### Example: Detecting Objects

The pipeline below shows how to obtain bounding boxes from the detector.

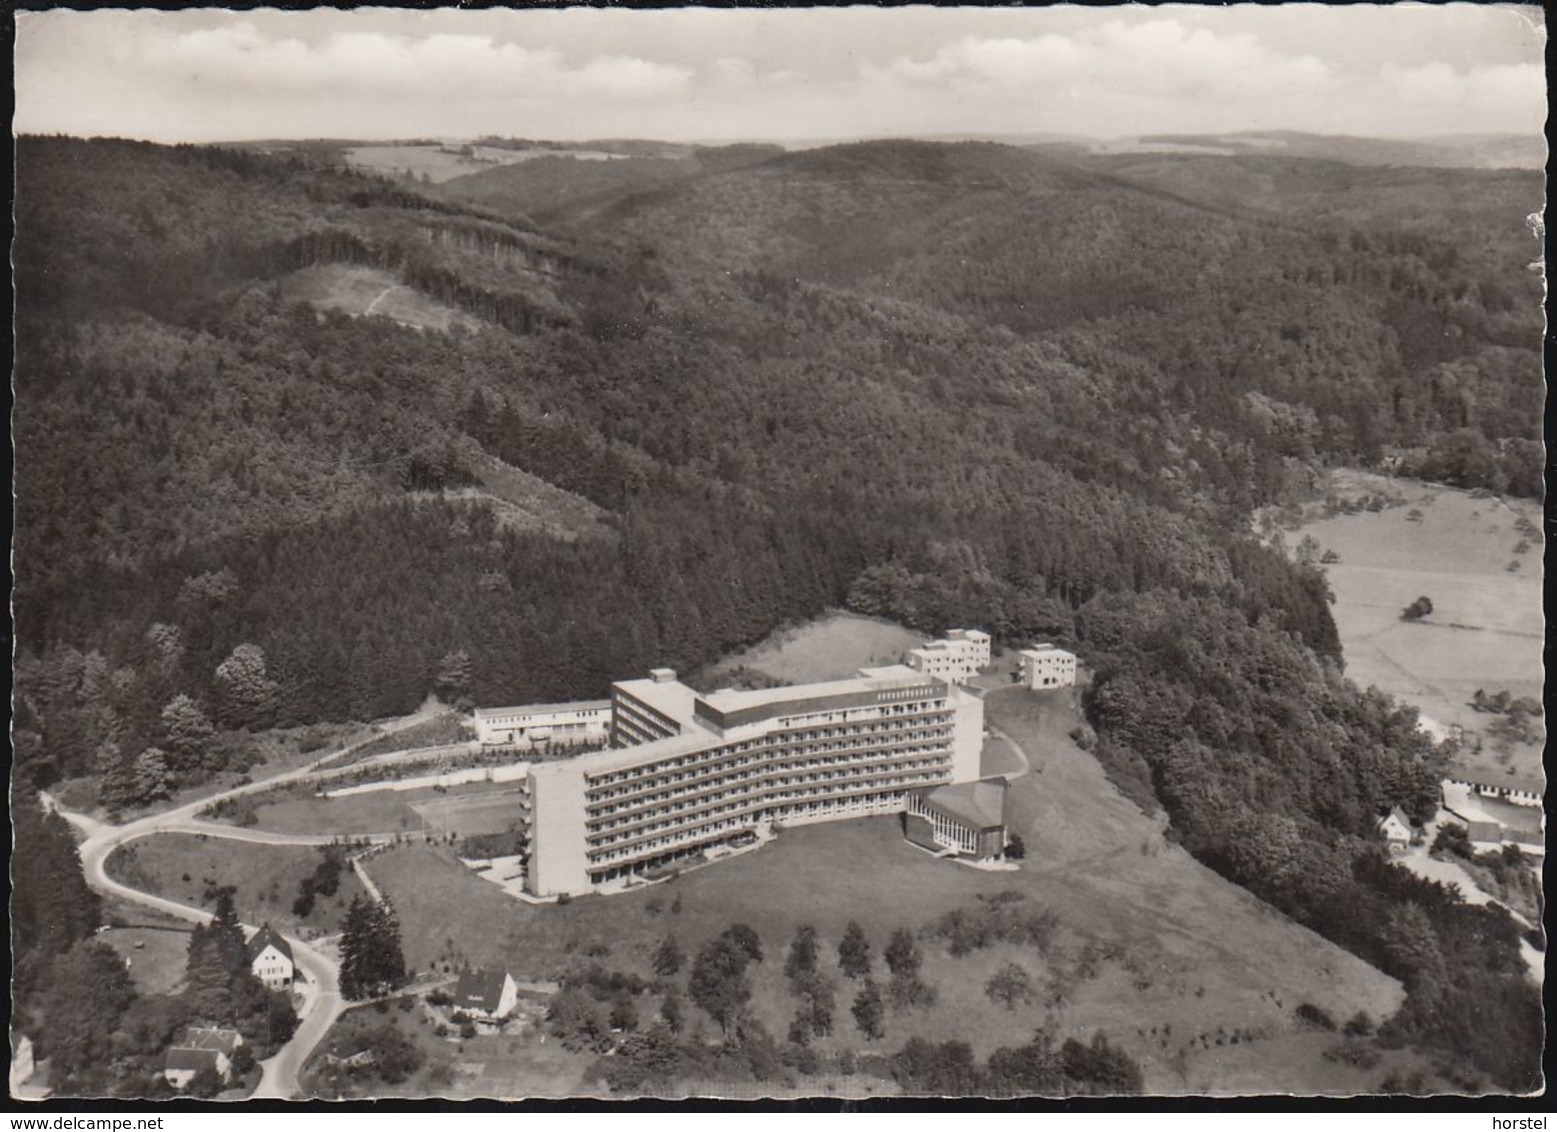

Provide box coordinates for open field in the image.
[106,834,369,940]
[1288,470,1543,784]
[343,144,627,184]
[364,685,1404,1094]
[408,789,528,838]
[705,611,926,685]
[231,777,525,837]
[277,264,486,331]
[98,926,193,995]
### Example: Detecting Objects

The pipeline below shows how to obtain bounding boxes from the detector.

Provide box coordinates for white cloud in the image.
[12,8,1547,143]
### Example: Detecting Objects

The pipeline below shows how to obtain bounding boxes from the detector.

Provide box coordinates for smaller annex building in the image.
[164,1027,243,1090]
[905,779,1009,861]
[452,967,519,1022]
[907,629,992,685]
[1019,644,1077,690]
[473,700,611,747]
[246,923,294,990]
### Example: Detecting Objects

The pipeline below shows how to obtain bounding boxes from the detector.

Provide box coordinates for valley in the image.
[11,123,1543,1099]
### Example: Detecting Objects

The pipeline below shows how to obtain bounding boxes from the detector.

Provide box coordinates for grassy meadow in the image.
[701,611,926,685]
[1288,469,1543,783]
[107,833,369,939]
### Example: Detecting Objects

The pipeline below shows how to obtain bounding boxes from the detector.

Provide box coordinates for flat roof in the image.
[563,729,724,777]
[474,699,610,720]
[612,678,702,727]
[697,664,926,716]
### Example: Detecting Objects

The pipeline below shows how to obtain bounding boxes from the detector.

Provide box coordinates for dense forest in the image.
[12,136,1543,1090]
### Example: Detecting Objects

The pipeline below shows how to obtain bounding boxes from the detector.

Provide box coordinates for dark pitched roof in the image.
[246,923,294,964]
[1379,806,1412,831]
[181,1027,242,1055]
[165,1047,220,1073]
[918,780,1006,830]
[453,967,512,1014]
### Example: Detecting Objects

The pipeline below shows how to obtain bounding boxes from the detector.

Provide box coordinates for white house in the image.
[164,1027,243,1089]
[1377,807,1413,851]
[452,966,519,1022]
[1019,644,1077,690]
[246,923,295,990]
[473,700,611,747]
[907,629,991,685]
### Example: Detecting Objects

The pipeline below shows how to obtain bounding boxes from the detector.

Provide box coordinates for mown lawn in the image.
[107,833,368,939]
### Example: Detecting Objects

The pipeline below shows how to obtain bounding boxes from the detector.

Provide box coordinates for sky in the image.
[13,5,1548,144]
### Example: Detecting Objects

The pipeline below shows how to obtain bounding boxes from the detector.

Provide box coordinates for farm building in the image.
[246,923,294,990]
[163,1027,242,1089]
[1442,769,1542,808]
[452,966,519,1021]
[1018,644,1077,690]
[905,779,1009,861]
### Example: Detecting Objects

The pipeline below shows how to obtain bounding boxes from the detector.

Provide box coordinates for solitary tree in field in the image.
[785,925,819,984]
[884,928,921,980]
[722,923,763,964]
[986,962,1036,1011]
[689,935,752,1036]
[851,979,885,1041]
[653,935,685,977]
[837,921,871,980]
[1400,596,1434,622]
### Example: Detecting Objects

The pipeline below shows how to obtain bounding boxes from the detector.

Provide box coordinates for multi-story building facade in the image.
[523,663,985,897]
[907,628,991,685]
[1019,644,1077,689]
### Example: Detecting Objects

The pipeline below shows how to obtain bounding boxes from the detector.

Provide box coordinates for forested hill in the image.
[12,135,1543,1088]
[441,139,1542,497]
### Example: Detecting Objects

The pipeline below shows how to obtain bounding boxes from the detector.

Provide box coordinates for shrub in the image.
[1343,1011,1375,1038]
[1295,1003,1337,1031]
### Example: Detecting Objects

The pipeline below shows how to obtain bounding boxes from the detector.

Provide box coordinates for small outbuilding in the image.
[452,967,519,1022]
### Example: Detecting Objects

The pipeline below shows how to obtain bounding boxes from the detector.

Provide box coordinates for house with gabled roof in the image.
[1377,806,1414,851]
[163,1027,243,1089]
[246,923,295,990]
[452,966,518,1022]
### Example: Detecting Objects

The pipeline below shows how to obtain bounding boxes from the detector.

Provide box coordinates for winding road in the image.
[43,705,441,1100]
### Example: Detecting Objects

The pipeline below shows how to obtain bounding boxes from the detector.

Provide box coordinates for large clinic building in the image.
[515,662,987,897]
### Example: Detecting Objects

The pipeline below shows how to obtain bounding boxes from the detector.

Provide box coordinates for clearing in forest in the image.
[703,611,926,685]
[1288,469,1543,784]
[275,263,487,331]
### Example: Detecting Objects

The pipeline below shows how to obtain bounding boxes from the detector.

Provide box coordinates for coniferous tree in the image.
[837,921,871,980]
